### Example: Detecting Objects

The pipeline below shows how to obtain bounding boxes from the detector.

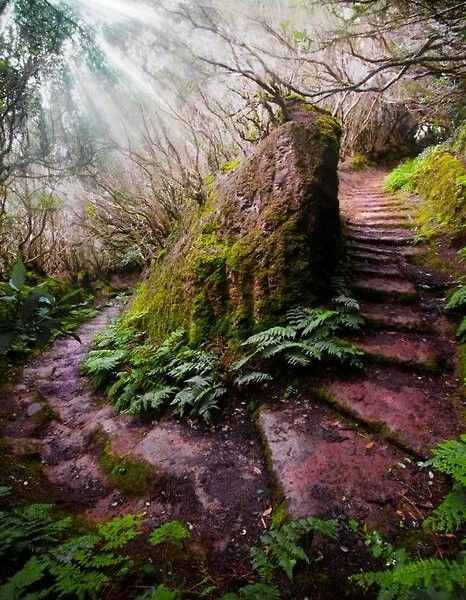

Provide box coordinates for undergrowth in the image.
[82,325,226,422]
[384,135,465,237]
[82,292,363,422]
[353,434,466,599]
[0,485,191,600]
[0,261,97,365]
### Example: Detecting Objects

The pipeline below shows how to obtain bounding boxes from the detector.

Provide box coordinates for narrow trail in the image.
[2,169,464,577]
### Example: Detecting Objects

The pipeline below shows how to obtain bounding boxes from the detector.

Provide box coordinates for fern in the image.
[148,520,190,549]
[0,555,46,599]
[235,297,364,383]
[424,485,466,532]
[137,585,180,600]
[219,582,281,599]
[83,323,225,422]
[81,349,127,387]
[446,286,466,311]
[0,498,142,600]
[0,502,72,556]
[354,554,466,599]
[427,434,466,486]
[234,372,273,387]
[422,435,466,532]
[251,516,339,581]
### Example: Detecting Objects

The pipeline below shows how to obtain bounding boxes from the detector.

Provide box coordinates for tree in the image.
[0,0,100,185]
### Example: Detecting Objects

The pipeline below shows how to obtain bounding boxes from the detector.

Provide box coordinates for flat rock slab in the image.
[133,418,269,516]
[360,302,426,331]
[354,331,444,371]
[353,275,417,302]
[319,367,462,457]
[258,402,437,528]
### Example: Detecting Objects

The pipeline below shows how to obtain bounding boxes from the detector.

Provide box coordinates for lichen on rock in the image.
[127,102,342,345]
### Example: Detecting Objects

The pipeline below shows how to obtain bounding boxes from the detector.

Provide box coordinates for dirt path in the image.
[2,169,464,590]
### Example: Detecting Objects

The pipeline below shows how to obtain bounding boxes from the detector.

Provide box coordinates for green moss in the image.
[271,502,287,527]
[33,402,59,429]
[385,143,466,237]
[415,148,466,236]
[220,158,242,173]
[316,114,342,143]
[99,442,153,496]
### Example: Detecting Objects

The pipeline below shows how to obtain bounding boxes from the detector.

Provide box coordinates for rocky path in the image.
[2,170,464,581]
[4,302,273,571]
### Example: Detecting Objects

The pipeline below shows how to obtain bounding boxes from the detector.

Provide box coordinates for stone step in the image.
[349,241,419,257]
[360,302,427,332]
[353,262,402,278]
[346,203,410,213]
[353,331,442,371]
[348,231,415,246]
[349,219,413,230]
[357,210,413,219]
[352,275,417,303]
[350,251,395,265]
[258,403,436,524]
[317,367,462,457]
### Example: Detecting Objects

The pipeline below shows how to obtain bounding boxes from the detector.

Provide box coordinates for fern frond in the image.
[234,372,273,387]
[332,294,360,312]
[427,434,466,485]
[446,286,466,310]
[242,326,296,350]
[423,484,466,532]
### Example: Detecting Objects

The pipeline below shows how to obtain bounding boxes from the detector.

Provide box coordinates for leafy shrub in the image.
[446,285,466,344]
[423,434,466,533]
[82,323,226,422]
[220,516,338,599]
[0,261,97,360]
[233,295,364,385]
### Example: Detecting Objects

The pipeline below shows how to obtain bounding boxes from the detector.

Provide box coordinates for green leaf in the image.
[148,521,190,549]
[9,261,26,290]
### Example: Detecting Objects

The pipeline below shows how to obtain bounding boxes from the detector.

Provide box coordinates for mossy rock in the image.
[127,102,342,345]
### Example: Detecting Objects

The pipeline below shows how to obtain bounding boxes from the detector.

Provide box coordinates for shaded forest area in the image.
[0,1,465,599]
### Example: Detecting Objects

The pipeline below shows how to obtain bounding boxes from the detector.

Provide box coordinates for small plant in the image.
[220,516,338,599]
[446,285,466,343]
[233,295,364,385]
[149,521,190,550]
[423,434,466,533]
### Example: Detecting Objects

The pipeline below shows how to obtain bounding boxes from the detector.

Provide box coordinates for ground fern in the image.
[234,297,364,386]
[82,324,225,422]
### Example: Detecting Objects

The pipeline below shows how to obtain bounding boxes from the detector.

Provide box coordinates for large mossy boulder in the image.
[127,103,342,345]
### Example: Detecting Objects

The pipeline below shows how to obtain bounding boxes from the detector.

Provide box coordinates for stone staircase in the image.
[258,170,463,529]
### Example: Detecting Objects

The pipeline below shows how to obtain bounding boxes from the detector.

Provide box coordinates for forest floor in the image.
[0,168,464,598]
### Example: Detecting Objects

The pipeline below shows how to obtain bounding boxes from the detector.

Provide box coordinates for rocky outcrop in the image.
[127,102,342,344]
